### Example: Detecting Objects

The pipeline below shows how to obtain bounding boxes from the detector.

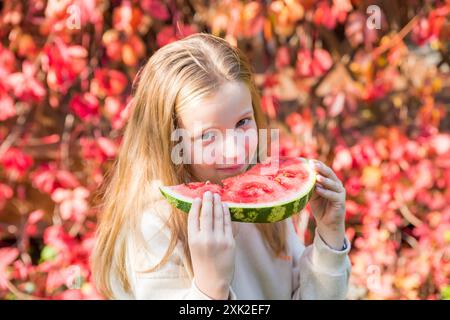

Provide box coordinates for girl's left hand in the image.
[309,160,347,250]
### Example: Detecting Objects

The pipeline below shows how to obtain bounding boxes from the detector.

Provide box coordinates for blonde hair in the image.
[91,33,287,299]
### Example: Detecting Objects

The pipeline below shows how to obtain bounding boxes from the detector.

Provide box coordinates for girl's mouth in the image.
[216,163,247,174]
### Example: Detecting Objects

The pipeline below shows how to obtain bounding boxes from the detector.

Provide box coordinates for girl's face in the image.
[177,81,258,184]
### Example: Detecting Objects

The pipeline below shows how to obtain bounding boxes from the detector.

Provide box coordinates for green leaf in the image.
[441,286,450,300]
[40,245,58,263]
[444,231,450,243]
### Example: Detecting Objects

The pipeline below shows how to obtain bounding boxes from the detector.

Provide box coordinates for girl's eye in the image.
[201,131,216,142]
[236,117,252,128]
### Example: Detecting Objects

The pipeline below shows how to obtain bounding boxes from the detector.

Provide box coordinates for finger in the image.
[213,193,224,232]
[316,174,343,192]
[188,197,201,234]
[222,203,233,237]
[315,185,343,202]
[200,191,213,231]
[313,160,339,181]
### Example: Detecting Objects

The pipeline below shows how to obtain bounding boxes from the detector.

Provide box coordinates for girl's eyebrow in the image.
[238,108,254,118]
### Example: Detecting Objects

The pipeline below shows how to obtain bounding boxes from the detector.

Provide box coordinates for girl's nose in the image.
[221,130,246,164]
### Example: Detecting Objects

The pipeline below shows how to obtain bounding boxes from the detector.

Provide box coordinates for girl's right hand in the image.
[187,191,236,300]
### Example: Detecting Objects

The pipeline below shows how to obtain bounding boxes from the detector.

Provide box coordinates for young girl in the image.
[91,33,351,300]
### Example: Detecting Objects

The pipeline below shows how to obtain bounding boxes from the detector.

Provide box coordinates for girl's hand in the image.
[188,191,236,300]
[309,160,347,250]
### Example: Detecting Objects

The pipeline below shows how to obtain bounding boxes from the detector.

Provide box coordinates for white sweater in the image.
[110,182,352,300]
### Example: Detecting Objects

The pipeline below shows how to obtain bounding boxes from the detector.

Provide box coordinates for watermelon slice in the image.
[159,157,316,223]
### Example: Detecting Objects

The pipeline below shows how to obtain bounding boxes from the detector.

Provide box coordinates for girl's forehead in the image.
[178,81,253,129]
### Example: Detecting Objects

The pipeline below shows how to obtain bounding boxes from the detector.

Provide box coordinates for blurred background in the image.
[0,0,449,300]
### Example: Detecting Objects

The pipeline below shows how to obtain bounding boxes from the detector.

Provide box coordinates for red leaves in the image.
[313,0,352,30]
[30,162,80,195]
[329,127,450,299]
[96,137,118,158]
[261,94,279,119]
[296,49,333,78]
[102,29,146,67]
[281,110,317,159]
[156,26,178,48]
[275,46,291,69]
[268,1,304,37]
[141,0,170,21]
[313,1,337,30]
[241,2,265,38]
[345,11,380,48]
[286,111,313,139]
[51,187,90,222]
[104,96,132,130]
[80,137,118,164]
[90,69,127,98]
[69,93,100,123]
[42,40,88,93]
[42,0,102,33]
[43,225,76,256]
[122,36,146,67]
[112,0,146,34]
[25,210,44,237]
[430,134,450,156]
[324,92,345,117]
[0,147,33,180]
[0,93,16,121]
[411,5,449,46]
[361,81,389,102]
[0,247,20,290]
[0,44,16,75]
[7,61,46,102]
[0,47,14,113]
[156,24,197,48]
[332,146,353,171]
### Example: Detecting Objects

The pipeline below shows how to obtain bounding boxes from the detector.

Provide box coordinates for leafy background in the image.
[0,0,449,299]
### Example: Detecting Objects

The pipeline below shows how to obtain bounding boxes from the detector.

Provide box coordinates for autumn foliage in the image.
[0,0,449,299]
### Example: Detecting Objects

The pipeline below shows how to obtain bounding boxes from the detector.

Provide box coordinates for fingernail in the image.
[194,197,201,203]
[204,191,212,198]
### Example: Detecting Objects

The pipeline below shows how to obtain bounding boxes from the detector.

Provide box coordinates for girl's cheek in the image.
[245,126,259,161]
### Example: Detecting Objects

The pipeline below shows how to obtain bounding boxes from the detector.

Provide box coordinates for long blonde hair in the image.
[91,32,287,299]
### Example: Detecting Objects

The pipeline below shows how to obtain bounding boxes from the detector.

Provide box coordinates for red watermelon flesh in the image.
[160,157,316,222]
[166,157,313,204]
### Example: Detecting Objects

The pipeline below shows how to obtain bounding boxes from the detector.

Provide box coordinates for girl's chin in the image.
[192,163,251,183]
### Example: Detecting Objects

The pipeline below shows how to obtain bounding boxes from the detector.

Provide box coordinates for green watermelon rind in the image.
[159,158,316,223]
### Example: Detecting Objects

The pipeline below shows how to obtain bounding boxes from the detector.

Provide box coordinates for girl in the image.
[91,33,351,300]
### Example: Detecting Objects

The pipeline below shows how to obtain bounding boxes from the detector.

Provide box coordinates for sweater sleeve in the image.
[289,222,352,300]
[117,200,237,300]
